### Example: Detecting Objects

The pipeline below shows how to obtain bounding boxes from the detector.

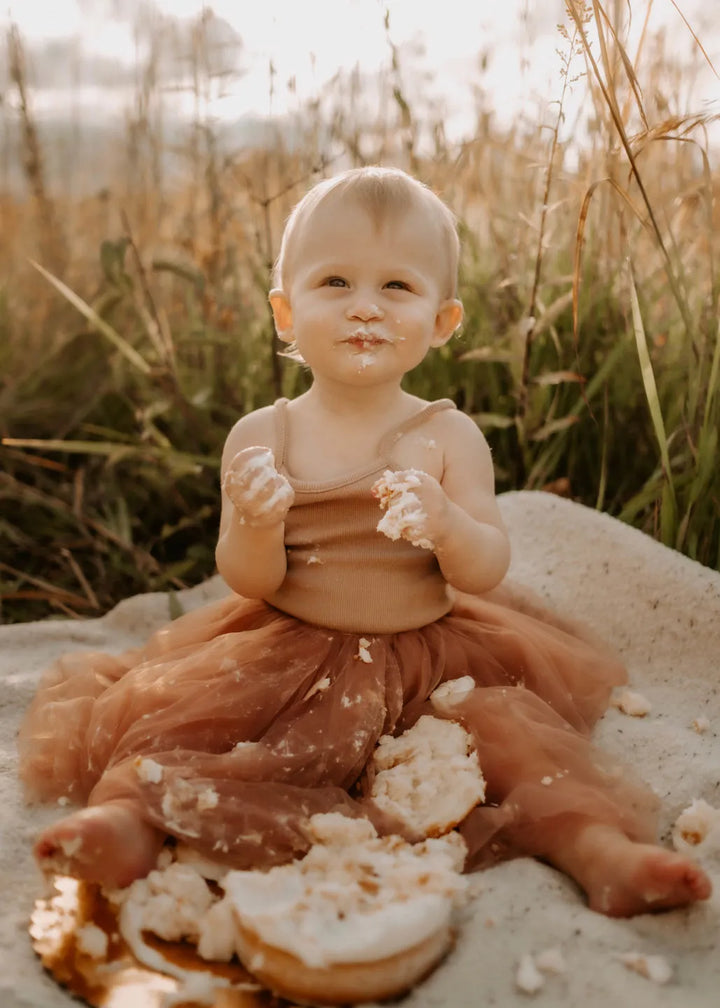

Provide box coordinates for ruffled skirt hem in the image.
[18,590,659,869]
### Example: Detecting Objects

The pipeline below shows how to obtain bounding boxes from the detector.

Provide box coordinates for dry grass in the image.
[1,1,718,622]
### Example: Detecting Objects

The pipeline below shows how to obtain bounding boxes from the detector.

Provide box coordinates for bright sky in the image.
[3,0,718,137]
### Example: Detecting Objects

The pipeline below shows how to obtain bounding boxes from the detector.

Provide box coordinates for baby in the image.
[20,165,711,918]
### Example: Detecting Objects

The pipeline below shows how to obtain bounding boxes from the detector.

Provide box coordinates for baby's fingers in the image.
[226,446,275,481]
[223,447,294,524]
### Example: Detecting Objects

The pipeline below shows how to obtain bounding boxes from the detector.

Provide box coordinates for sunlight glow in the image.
[2,0,717,139]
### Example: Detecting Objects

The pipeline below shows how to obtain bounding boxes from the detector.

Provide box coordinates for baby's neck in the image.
[303,379,411,419]
[283,386,428,484]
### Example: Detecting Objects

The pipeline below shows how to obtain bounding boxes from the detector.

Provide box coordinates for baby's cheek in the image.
[392,318,412,343]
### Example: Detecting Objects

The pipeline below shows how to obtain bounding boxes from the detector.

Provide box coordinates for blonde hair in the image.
[273,166,460,298]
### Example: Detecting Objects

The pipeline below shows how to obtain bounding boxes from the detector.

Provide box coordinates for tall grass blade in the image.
[29,260,152,375]
[627,262,676,544]
[702,317,720,431]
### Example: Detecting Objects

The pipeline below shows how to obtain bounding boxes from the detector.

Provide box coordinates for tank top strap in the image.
[272,397,291,469]
[377,398,456,459]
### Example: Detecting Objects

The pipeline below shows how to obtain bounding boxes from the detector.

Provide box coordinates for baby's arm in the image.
[215,410,294,598]
[380,411,510,595]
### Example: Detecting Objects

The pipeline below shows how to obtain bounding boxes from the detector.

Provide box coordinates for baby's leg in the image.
[541,819,712,917]
[34,800,164,889]
[448,686,711,917]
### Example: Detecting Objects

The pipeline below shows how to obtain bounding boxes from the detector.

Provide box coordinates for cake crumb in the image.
[197,787,219,812]
[672,798,720,855]
[618,952,673,984]
[76,923,109,960]
[515,953,544,994]
[691,716,710,734]
[430,676,475,709]
[356,638,373,663]
[303,676,332,701]
[611,689,652,717]
[134,756,164,783]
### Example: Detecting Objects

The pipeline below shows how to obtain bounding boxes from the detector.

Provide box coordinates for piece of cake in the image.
[222,813,469,1005]
[370,714,486,841]
[372,468,434,550]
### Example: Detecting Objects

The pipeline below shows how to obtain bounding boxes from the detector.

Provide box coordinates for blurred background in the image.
[1,0,718,622]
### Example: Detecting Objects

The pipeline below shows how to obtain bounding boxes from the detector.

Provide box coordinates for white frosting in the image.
[117,861,215,943]
[306,811,377,846]
[430,676,476,709]
[302,676,331,701]
[230,880,451,968]
[197,898,238,962]
[174,844,230,883]
[372,469,434,550]
[224,448,293,520]
[356,638,373,663]
[223,814,468,969]
[75,923,109,959]
[197,787,219,811]
[118,896,237,1005]
[113,860,260,1004]
[134,756,164,783]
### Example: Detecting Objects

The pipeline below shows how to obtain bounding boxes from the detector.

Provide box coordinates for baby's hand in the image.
[223,446,294,527]
[371,468,448,551]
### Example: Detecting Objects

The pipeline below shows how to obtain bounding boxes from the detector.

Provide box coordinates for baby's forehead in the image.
[314,190,407,226]
[300,193,441,249]
[278,181,458,294]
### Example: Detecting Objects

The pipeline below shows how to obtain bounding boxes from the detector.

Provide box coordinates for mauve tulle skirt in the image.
[18,590,659,871]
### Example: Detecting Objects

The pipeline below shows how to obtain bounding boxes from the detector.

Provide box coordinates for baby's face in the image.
[272,198,461,383]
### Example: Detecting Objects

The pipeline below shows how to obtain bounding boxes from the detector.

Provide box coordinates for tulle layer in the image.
[18,591,659,869]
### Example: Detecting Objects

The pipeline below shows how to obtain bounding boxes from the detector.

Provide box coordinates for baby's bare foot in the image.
[548,824,712,917]
[34,800,164,889]
[586,843,712,916]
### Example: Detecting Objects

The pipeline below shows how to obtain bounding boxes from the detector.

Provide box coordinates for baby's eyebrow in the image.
[310,259,350,272]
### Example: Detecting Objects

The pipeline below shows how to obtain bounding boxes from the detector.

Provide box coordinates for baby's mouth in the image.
[344,330,390,351]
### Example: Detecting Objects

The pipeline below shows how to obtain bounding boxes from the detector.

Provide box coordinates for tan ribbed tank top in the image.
[265,397,456,633]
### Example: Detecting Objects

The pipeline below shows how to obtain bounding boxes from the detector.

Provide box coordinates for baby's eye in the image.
[384,280,411,291]
[325,276,348,288]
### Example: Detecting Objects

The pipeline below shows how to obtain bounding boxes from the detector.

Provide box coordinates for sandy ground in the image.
[1,490,719,1008]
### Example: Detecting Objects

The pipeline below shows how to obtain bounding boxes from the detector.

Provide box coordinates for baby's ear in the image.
[269,289,293,341]
[431,299,463,347]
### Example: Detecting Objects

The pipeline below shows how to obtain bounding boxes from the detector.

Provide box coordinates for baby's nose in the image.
[346,296,384,321]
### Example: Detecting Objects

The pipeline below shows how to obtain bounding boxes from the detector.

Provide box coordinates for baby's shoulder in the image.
[422,407,493,477]
[222,404,278,462]
[424,403,487,444]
